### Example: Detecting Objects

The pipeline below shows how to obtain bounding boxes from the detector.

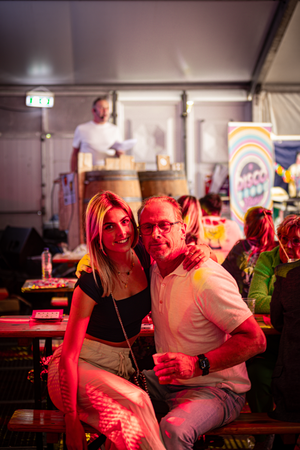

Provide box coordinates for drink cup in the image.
[152,353,170,385]
[242,298,256,314]
[152,353,165,365]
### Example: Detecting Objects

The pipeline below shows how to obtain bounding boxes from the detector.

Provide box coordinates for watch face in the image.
[200,359,209,370]
[198,354,210,375]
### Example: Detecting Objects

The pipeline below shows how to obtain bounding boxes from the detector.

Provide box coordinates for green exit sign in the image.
[26,91,54,108]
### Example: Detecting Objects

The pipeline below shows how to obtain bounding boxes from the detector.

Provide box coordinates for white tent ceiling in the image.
[0,0,299,94]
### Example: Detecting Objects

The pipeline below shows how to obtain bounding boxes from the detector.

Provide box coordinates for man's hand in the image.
[75,254,92,278]
[153,352,198,384]
[182,244,212,271]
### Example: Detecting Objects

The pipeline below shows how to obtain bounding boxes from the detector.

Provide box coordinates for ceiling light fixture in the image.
[186,101,194,114]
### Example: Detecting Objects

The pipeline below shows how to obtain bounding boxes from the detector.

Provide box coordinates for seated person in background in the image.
[270,256,300,426]
[246,215,300,449]
[178,195,204,245]
[177,195,217,262]
[248,214,300,313]
[139,195,266,450]
[222,207,277,297]
[200,193,242,263]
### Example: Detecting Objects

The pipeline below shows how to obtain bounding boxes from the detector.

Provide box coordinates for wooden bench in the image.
[8,409,300,447]
[8,409,106,448]
[201,412,300,448]
[206,412,300,436]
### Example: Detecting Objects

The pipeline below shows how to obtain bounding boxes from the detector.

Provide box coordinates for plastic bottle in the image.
[41,248,52,279]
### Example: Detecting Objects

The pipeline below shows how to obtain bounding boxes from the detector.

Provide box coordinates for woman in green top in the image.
[248,214,300,312]
[247,215,300,449]
[222,207,276,298]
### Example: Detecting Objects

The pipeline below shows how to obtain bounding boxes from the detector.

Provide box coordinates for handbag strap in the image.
[111,293,141,377]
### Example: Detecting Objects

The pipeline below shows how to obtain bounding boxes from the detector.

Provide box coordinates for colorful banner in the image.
[228,123,273,232]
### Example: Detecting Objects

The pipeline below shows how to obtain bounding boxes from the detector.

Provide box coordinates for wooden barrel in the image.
[138,170,189,200]
[83,170,143,220]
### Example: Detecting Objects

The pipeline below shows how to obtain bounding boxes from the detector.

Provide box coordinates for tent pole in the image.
[181,90,188,177]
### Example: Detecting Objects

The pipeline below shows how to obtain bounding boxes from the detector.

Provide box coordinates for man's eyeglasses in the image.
[281,236,300,247]
[138,221,181,236]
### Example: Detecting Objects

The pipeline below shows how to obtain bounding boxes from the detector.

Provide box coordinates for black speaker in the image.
[0,226,46,270]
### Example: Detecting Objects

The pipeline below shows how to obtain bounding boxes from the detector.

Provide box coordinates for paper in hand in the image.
[110,139,137,152]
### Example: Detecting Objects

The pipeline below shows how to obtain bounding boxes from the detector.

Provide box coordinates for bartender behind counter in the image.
[70,96,124,172]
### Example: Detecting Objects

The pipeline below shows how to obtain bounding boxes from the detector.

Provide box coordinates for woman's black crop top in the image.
[75,240,151,342]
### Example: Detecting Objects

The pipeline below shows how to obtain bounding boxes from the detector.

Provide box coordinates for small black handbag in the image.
[129,370,150,395]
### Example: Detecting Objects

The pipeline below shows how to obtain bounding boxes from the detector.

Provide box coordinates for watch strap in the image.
[197,354,210,376]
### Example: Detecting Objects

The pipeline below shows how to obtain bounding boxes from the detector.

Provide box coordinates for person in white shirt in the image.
[200,193,243,263]
[71,96,123,171]
[138,195,266,450]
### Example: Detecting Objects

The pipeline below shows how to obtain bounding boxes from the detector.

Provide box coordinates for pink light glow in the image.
[86,383,144,450]
[166,416,185,426]
[164,430,171,439]
[60,367,75,414]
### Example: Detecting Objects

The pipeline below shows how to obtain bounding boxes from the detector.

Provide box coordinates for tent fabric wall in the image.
[253,91,300,135]
[0,91,251,236]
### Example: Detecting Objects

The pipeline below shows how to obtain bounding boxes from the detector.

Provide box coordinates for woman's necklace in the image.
[117,251,135,288]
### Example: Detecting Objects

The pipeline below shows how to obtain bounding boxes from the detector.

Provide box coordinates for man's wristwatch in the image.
[197,354,210,376]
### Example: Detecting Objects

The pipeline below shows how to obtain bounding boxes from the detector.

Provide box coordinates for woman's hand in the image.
[183,243,212,271]
[75,253,92,278]
[65,412,88,450]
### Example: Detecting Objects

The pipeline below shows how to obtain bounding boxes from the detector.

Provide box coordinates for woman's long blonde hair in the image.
[177,195,204,244]
[85,191,139,296]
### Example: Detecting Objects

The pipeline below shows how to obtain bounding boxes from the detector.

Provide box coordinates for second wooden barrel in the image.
[138,170,189,200]
[84,170,143,220]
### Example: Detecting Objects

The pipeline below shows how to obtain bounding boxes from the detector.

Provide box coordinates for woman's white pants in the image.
[48,340,165,450]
